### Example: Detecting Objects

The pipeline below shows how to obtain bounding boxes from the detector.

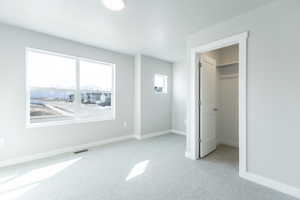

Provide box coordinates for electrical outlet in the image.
[0,138,5,147]
[123,121,127,128]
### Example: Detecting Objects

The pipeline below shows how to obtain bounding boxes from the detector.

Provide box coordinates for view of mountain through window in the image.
[27,49,114,125]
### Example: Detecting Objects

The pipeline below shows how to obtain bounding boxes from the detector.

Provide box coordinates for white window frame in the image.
[25,48,116,128]
[154,74,168,94]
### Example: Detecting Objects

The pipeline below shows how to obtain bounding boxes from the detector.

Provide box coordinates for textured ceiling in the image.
[0,0,275,62]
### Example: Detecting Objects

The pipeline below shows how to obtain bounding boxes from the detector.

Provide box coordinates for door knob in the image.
[213,108,219,111]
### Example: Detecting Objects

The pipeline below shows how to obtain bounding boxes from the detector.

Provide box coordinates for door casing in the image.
[186,32,248,176]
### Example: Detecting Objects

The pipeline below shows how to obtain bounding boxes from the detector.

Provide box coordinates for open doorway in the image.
[187,32,248,176]
[199,44,239,158]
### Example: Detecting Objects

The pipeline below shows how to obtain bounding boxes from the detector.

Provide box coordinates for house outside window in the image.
[26,48,115,127]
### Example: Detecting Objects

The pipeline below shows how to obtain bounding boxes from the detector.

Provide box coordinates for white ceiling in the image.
[0,0,274,62]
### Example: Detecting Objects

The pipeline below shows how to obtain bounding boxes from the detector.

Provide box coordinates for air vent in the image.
[74,149,89,154]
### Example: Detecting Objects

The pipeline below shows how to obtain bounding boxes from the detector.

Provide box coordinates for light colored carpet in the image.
[0,134,296,200]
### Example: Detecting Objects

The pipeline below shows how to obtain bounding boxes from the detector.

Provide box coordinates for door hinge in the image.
[199,62,202,68]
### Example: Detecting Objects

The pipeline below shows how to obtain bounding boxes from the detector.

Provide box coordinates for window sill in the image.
[26,116,115,128]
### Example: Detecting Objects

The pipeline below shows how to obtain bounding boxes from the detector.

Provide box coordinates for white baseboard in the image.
[135,130,171,140]
[0,130,176,168]
[2,132,299,200]
[185,151,197,160]
[240,171,300,199]
[0,134,134,168]
[171,129,186,136]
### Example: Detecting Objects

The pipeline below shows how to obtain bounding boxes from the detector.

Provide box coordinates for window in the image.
[26,49,115,127]
[154,74,168,93]
[79,60,113,119]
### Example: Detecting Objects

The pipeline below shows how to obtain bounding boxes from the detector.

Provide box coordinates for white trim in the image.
[0,134,134,168]
[185,151,196,160]
[240,172,300,199]
[135,130,171,140]
[134,54,142,139]
[26,47,115,66]
[187,32,248,174]
[27,116,115,128]
[171,129,186,136]
[75,59,81,118]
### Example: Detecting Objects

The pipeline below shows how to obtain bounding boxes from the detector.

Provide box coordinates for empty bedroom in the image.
[0,0,300,200]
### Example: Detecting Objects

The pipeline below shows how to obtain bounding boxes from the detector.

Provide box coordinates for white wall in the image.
[172,61,188,133]
[217,65,239,147]
[182,0,300,191]
[134,54,142,137]
[0,23,135,162]
[140,55,173,135]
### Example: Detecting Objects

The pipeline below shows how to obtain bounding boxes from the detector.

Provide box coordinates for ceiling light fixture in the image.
[102,0,126,11]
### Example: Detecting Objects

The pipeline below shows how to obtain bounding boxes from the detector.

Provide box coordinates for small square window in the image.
[154,74,168,94]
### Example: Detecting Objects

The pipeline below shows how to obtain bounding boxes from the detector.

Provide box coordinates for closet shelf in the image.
[217,61,239,68]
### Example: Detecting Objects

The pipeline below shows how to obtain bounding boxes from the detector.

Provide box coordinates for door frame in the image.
[186,31,249,175]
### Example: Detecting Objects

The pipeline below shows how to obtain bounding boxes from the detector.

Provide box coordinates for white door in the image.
[200,56,217,158]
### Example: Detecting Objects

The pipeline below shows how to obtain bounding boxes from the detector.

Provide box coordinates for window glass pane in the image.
[154,74,167,93]
[79,60,113,120]
[28,50,76,123]
[154,75,164,87]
